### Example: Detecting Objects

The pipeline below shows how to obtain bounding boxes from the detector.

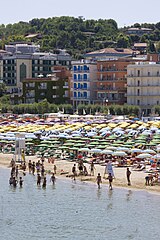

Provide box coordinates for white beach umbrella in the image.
[78,148,90,152]
[112,151,127,157]
[117,147,130,152]
[101,149,113,155]
[136,153,152,159]
[89,148,102,153]
[143,149,156,154]
[130,148,142,153]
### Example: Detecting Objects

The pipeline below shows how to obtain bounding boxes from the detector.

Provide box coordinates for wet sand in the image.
[0,153,160,193]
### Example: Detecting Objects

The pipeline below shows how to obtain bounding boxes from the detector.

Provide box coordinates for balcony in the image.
[97,87,126,91]
[71,96,90,100]
[63,85,69,89]
[127,75,160,78]
[98,78,127,81]
[73,78,90,82]
[127,84,160,87]
[98,68,127,72]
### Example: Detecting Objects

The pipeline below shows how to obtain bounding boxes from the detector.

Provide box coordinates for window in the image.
[84,74,87,80]
[148,72,150,76]
[137,89,140,96]
[74,74,77,80]
[137,100,140,105]
[138,80,140,86]
[137,70,140,77]
[74,83,77,89]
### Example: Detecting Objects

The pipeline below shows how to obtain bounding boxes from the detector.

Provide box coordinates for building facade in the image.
[22,66,71,104]
[127,62,160,115]
[70,61,97,109]
[96,59,135,105]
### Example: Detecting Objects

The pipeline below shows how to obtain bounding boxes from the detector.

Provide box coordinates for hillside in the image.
[0,17,160,58]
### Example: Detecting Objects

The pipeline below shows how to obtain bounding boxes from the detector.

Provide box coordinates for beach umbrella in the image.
[69,147,79,151]
[136,153,152,159]
[117,147,130,152]
[131,148,142,153]
[106,146,117,151]
[101,149,113,155]
[143,149,156,154]
[78,147,90,152]
[153,154,160,159]
[113,151,127,157]
[89,148,102,153]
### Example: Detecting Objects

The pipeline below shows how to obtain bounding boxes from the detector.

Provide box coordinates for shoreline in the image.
[1,153,160,196]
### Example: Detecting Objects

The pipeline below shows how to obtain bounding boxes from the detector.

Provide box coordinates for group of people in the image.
[9,158,57,188]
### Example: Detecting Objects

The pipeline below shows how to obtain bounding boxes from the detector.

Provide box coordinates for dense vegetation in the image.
[0,97,140,116]
[1,16,160,58]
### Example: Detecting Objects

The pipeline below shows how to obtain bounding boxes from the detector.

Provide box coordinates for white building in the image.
[71,61,97,109]
[127,62,160,115]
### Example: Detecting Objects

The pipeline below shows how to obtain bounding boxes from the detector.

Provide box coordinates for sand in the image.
[1,152,160,193]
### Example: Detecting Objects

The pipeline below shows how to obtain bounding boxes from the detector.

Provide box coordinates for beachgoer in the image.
[15,166,19,178]
[42,176,47,188]
[19,177,23,187]
[96,173,102,189]
[107,173,113,190]
[83,165,88,176]
[50,173,56,185]
[9,175,14,185]
[32,162,35,175]
[12,177,17,188]
[145,175,150,186]
[37,174,41,186]
[54,165,57,174]
[41,165,45,177]
[72,164,76,181]
[28,160,32,173]
[90,161,95,176]
[126,167,131,186]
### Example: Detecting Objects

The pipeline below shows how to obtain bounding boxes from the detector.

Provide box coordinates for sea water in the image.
[0,168,160,240]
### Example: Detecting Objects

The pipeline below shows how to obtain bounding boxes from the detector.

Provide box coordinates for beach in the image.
[1,153,160,193]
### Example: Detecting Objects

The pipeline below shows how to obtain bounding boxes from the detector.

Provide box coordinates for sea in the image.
[0,168,160,240]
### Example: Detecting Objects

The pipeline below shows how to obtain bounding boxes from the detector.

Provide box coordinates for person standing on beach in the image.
[107,173,113,190]
[12,177,18,188]
[54,165,57,174]
[72,164,76,181]
[19,177,23,187]
[96,173,102,189]
[126,167,131,186]
[32,162,35,175]
[42,176,47,188]
[90,161,95,176]
[50,173,56,185]
[15,166,19,178]
[28,160,32,174]
[37,173,41,186]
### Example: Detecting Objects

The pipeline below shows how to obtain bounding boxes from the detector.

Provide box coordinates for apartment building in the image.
[96,58,136,105]
[22,66,71,104]
[127,62,160,115]
[70,61,97,109]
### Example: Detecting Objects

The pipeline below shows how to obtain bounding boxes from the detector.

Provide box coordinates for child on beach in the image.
[107,173,113,190]
[19,177,23,187]
[50,173,56,185]
[96,173,102,189]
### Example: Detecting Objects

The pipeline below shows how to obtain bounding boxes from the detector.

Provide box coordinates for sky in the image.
[1,0,160,27]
